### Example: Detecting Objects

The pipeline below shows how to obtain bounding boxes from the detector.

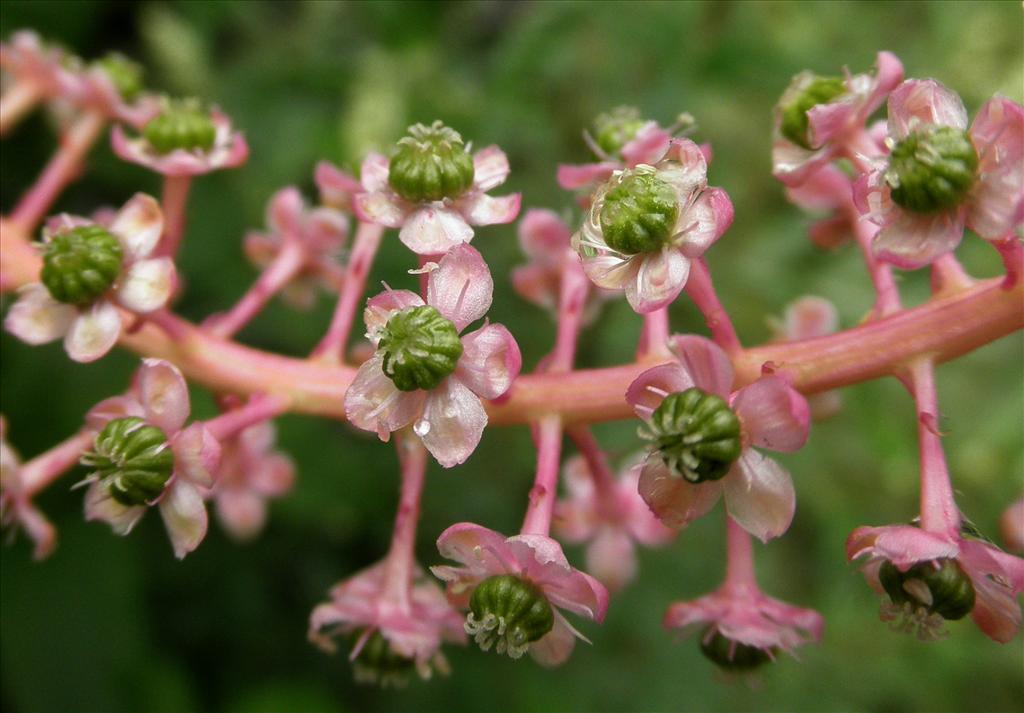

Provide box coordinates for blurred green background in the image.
[1,1,1022,712]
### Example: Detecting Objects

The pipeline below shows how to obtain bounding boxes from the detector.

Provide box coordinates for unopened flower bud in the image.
[465,574,554,658]
[878,558,975,621]
[387,121,475,203]
[41,225,124,305]
[592,106,646,156]
[599,167,679,254]
[92,52,144,102]
[82,417,174,506]
[143,102,217,154]
[885,127,978,213]
[378,305,463,392]
[645,388,741,483]
[778,74,847,150]
[351,631,416,687]
[700,630,773,671]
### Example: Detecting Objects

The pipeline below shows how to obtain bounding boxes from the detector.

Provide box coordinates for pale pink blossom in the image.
[309,560,465,685]
[353,136,521,255]
[4,194,176,362]
[554,453,674,591]
[855,82,1024,268]
[784,164,855,249]
[571,139,734,314]
[557,118,677,193]
[0,417,57,560]
[1001,499,1024,553]
[315,160,363,212]
[626,335,810,541]
[82,359,221,559]
[432,522,609,667]
[768,296,842,419]
[773,51,904,187]
[847,523,1024,643]
[344,245,521,467]
[111,108,249,177]
[211,421,294,541]
[0,31,81,102]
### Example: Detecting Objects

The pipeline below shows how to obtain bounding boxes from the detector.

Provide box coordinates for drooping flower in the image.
[353,121,521,255]
[111,100,249,176]
[211,421,294,541]
[768,296,842,420]
[80,359,220,559]
[554,453,674,591]
[0,417,58,560]
[432,523,609,667]
[571,139,734,314]
[4,194,176,362]
[847,522,1024,643]
[772,51,904,187]
[626,335,810,541]
[854,81,1024,268]
[344,244,521,467]
[309,560,466,687]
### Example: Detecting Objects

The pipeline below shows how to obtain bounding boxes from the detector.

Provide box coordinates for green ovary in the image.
[82,417,174,506]
[387,121,475,202]
[41,225,124,305]
[378,305,463,392]
[886,126,978,213]
[599,171,678,254]
[647,388,742,483]
[779,75,847,150]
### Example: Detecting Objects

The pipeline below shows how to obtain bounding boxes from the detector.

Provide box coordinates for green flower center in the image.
[599,168,679,254]
[886,126,978,213]
[143,103,217,154]
[700,630,774,671]
[81,417,174,506]
[41,225,124,305]
[878,557,975,621]
[351,631,416,688]
[466,574,554,659]
[779,75,847,150]
[644,388,742,483]
[92,52,144,103]
[593,105,647,156]
[378,305,463,392]
[387,121,475,202]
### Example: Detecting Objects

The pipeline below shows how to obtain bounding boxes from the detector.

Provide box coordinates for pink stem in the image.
[156,175,192,259]
[208,241,306,338]
[722,515,758,594]
[637,307,670,359]
[20,430,96,498]
[381,433,428,610]
[311,222,384,362]
[566,426,620,520]
[520,415,564,537]
[0,81,43,136]
[907,358,960,537]
[994,235,1023,289]
[930,253,975,296]
[9,110,106,233]
[203,394,290,442]
[548,253,589,372]
[684,258,741,353]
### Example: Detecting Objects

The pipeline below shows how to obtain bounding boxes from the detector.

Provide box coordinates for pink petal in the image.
[553,497,595,543]
[511,263,560,310]
[786,164,850,212]
[861,51,905,121]
[722,450,795,542]
[660,139,709,195]
[455,323,521,400]
[807,99,858,148]
[418,377,487,468]
[529,613,578,667]
[115,257,175,313]
[138,358,191,433]
[621,122,671,165]
[344,354,425,439]
[84,480,145,535]
[844,524,959,567]
[86,395,145,430]
[731,376,810,453]
[426,244,493,331]
[266,187,305,237]
[315,160,363,207]
[967,97,1024,240]
[399,206,474,255]
[363,289,424,342]
[360,152,392,193]
[667,335,734,399]
[458,192,521,226]
[772,138,829,187]
[677,187,734,258]
[472,145,511,191]
[872,206,966,269]
[887,79,969,139]
[158,479,208,559]
[4,284,74,345]
[109,193,164,260]
[171,423,221,488]
[17,501,58,561]
[638,457,721,529]
[556,162,618,191]
[354,190,408,228]
[579,252,639,292]
[623,248,689,314]
[216,489,266,541]
[626,363,695,420]
[519,208,573,260]
[509,535,608,621]
[969,572,1022,644]
[959,538,1024,596]
[252,452,295,496]
[585,528,638,592]
[779,296,839,340]
[64,301,121,363]
[435,522,516,575]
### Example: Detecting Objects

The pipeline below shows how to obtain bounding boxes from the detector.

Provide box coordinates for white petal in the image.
[84,480,145,535]
[472,145,511,191]
[4,284,74,345]
[138,359,191,433]
[399,207,474,255]
[115,258,174,313]
[623,248,689,314]
[723,450,796,542]
[109,193,164,259]
[64,301,121,362]
[158,479,208,559]
[426,244,493,331]
[418,378,487,468]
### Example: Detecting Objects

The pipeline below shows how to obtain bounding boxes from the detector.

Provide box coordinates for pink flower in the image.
[4,194,176,362]
[847,523,1024,643]
[855,82,1024,268]
[784,164,855,249]
[554,453,674,591]
[81,359,221,559]
[0,31,81,101]
[768,296,842,420]
[112,108,249,177]
[626,335,810,541]
[571,139,734,314]
[432,522,609,667]
[344,244,521,467]
[211,421,294,541]
[315,160,364,212]
[0,417,57,560]
[773,51,904,187]
[1001,499,1024,553]
[242,187,349,309]
[309,560,466,686]
[353,123,521,255]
